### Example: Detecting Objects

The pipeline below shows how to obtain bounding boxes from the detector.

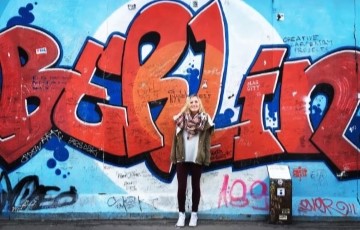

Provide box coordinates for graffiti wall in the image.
[0,0,359,220]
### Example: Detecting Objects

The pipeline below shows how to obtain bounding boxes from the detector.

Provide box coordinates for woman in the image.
[170,95,214,227]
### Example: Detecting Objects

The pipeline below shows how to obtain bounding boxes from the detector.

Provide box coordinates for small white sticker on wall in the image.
[36,47,47,54]
[277,187,285,196]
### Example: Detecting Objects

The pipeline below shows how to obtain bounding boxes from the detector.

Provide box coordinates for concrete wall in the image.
[0,0,359,221]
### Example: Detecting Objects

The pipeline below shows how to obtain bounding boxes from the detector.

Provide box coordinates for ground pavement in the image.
[1,218,360,230]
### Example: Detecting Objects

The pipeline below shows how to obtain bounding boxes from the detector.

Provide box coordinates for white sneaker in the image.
[175,212,185,227]
[189,212,198,227]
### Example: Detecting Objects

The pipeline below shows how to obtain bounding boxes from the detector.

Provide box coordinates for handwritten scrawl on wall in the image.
[0,1,359,181]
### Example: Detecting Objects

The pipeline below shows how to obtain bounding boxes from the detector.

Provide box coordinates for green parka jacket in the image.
[170,114,214,166]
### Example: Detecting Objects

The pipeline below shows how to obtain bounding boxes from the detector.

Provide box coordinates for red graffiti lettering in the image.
[0,26,70,163]
[293,166,307,181]
[210,127,239,162]
[250,47,287,71]
[234,47,287,161]
[53,40,127,156]
[278,60,319,153]
[98,34,125,75]
[218,174,230,208]
[299,198,357,216]
[234,48,285,161]
[218,174,268,210]
[122,2,192,173]
[250,180,268,211]
[188,0,225,116]
[190,0,229,164]
[230,179,249,207]
[307,51,360,172]
[0,1,359,178]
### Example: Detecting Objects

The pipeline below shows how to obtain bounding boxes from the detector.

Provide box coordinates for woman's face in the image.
[189,96,200,114]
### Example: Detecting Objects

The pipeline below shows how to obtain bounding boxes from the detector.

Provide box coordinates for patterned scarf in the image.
[176,112,208,139]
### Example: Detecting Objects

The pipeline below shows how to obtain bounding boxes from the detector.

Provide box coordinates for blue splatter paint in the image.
[214,108,235,127]
[47,158,56,169]
[185,65,200,95]
[310,94,327,130]
[264,84,281,132]
[55,168,61,176]
[63,172,70,179]
[171,47,203,96]
[54,147,69,162]
[7,3,35,27]
[45,136,70,177]
[344,104,360,149]
[45,136,66,151]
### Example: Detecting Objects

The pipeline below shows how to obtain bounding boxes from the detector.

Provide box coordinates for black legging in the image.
[176,162,203,212]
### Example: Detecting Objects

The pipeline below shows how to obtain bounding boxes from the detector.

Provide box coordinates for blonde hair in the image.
[179,95,206,114]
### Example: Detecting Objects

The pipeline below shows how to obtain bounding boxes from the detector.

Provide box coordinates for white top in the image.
[267,165,291,179]
[183,130,199,163]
